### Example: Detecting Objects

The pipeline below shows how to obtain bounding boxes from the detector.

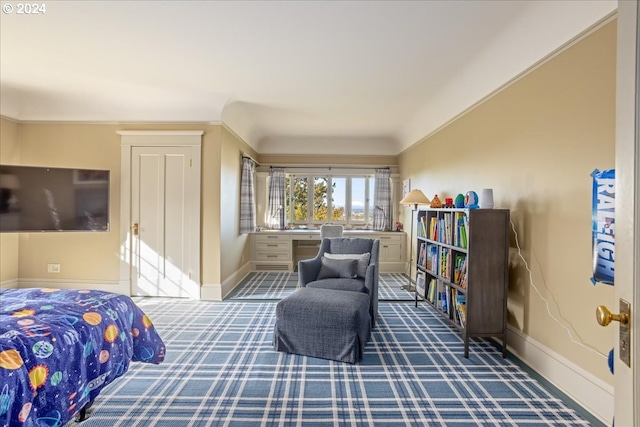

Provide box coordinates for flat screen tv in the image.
[0,165,110,232]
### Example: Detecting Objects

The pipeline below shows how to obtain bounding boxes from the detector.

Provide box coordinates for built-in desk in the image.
[250,230,406,273]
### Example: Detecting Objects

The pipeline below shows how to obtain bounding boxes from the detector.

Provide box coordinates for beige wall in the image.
[200,125,222,286]
[398,21,616,384]
[0,117,20,284]
[2,122,228,288]
[16,124,121,282]
[219,126,258,282]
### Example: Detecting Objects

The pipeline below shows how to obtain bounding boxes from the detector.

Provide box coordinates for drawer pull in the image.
[267,244,278,247]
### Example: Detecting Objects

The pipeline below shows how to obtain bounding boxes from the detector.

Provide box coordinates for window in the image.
[286,173,375,228]
[288,176,308,222]
[332,177,346,221]
[351,177,366,222]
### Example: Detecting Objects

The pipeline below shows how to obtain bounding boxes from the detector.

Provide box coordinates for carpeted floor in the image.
[71,291,601,426]
[226,272,414,301]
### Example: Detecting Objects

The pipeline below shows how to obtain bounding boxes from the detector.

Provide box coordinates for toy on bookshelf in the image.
[430,194,442,208]
[454,194,465,208]
[464,191,479,209]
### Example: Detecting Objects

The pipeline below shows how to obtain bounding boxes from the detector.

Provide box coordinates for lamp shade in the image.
[400,189,431,207]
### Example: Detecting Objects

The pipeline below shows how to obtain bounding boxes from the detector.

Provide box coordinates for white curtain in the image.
[373,168,392,231]
[239,157,256,234]
[268,167,286,229]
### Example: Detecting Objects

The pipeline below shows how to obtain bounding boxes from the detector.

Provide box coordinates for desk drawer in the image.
[255,251,291,261]
[256,241,290,251]
[254,234,290,243]
[292,233,319,241]
[377,234,402,242]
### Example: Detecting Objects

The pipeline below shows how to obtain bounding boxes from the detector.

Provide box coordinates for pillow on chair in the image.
[324,253,370,278]
[317,257,358,279]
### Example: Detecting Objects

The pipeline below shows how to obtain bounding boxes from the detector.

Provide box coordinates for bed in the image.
[0,288,165,426]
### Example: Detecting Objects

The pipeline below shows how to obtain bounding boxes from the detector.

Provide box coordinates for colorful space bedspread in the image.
[0,288,165,427]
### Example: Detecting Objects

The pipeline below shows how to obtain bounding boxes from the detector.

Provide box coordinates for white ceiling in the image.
[0,1,616,155]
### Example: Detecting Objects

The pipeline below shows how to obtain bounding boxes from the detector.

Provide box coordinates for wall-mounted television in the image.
[0,165,110,232]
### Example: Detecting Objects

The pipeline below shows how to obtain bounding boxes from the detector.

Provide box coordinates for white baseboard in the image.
[0,278,18,289]
[201,262,252,301]
[17,278,129,295]
[505,326,613,424]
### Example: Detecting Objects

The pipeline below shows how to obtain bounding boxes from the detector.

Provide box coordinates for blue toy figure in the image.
[464,191,479,209]
[454,194,465,208]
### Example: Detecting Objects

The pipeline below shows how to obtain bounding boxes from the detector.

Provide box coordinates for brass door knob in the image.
[596,305,629,326]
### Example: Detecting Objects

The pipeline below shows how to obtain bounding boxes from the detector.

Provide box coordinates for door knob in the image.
[131,223,139,236]
[596,305,629,326]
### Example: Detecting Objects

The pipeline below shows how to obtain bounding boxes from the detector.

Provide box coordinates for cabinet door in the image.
[379,235,402,262]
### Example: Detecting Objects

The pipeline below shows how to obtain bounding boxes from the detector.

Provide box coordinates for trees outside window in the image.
[287,174,373,227]
[287,176,308,221]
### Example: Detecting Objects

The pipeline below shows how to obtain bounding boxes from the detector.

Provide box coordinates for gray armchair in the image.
[299,237,380,327]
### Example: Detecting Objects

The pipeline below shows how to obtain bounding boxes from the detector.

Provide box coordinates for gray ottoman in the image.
[273,287,371,363]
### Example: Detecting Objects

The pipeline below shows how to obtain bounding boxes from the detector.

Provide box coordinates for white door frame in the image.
[614,1,638,426]
[118,130,203,298]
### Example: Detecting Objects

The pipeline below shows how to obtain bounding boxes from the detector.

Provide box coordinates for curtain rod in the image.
[241,152,259,165]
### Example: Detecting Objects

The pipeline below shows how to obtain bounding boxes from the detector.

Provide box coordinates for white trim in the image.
[506,326,613,424]
[201,262,252,301]
[117,130,204,137]
[0,278,18,289]
[200,283,222,301]
[118,131,202,299]
[16,278,128,295]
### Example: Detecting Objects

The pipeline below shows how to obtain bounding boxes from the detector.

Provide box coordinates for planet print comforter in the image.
[0,288,165,427]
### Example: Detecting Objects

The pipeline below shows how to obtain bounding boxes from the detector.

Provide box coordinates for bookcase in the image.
[415,208,510,358]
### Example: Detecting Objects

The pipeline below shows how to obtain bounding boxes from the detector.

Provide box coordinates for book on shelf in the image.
[453,254,467,286]
[427,278,437,303]
[418,215,427,238]
[443,212,452,244]
[453,212,468,248]
[425,244,437,272]
[418,242,427,267]
[459,260,468,289]
[454,292,467,327]
[439,247,450,279]
[429,217,437,240]
[441,288,448,313]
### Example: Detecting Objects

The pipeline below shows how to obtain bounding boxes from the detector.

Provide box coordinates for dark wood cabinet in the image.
[415,208,509,357]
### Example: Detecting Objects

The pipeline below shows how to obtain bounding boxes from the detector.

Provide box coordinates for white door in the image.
[612,2,638,426]
[130,146,199,298]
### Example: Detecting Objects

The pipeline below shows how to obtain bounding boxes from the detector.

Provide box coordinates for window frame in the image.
[286,172,374,228]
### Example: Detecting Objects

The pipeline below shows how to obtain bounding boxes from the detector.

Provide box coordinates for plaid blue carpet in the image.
[72,300,595,427]
[227,272,414,301]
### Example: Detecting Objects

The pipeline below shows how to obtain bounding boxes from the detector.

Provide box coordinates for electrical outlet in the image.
[47,263,61,273]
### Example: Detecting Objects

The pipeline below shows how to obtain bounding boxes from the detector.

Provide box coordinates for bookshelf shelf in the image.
[415,208,509,358]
